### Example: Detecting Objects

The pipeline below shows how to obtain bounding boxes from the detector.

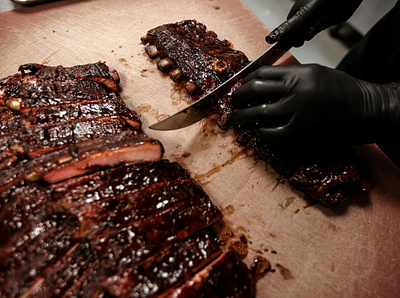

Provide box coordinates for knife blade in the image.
[149,42,287,131]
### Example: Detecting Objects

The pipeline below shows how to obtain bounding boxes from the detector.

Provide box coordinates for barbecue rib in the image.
[18,62,120,91]
[142,20,371,205]
[141,20,249,95]
[0,62,255,297]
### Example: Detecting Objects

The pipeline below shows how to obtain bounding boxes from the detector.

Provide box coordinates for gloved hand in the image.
[229,64,400,145]
[266,0,363,47]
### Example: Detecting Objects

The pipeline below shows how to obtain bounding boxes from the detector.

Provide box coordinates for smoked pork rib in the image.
[21,243,96,298]
[0,181,48,249]
[0,62,255,297]
[0,215,79,297]
[38,130,164,183]
[142,20,249,95]
[21,97,141,128]
[142,20,371,205]
[0,108,21,136]
[20,116,138,158]
[168,249,255,298]
[1,63,120,111]
[48,159,190,204]
[15,80,119,111]
[18,62,120,92]
[102,229,222,297]
[0,130,164,193]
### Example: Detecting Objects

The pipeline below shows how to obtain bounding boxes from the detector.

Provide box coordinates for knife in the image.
[149,42,287,131]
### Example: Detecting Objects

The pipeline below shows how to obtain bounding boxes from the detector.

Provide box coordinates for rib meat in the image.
[21,243,96,298]
[18,62,120,91]
[168,249,255,298]
[59,189,222,297]
[0,62,255,297]
[1,63,120,112]
[0,131,164,192]
[142,20,249,95]
[21,97,140,128]
[0,181,48,249]
[237,133,372,205]
[143,20,372,205]
[20,116,138,158]
[0,108,21,136]
[48,159,190,204]
[35,130,163,183]
[102,229,222,297]
[0,215,79,297]
[90,196,221,264]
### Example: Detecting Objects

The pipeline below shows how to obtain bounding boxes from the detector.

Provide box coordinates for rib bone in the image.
[185,81,197,94]
[169,68,182,81]
[157,58,173,72]
[145,45,159,59]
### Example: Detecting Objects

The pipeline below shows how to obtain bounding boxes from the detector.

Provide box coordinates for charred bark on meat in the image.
[0,61,255,296]
[142,20,249,96]
[142,20,372,205]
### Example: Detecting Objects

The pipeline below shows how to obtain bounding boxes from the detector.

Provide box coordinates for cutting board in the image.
[1,0,400,296]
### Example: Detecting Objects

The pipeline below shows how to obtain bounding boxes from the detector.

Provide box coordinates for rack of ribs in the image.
[0,62,255,297]
[142,20,372,205]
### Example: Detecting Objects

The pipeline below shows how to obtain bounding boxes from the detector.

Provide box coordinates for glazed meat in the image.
[102,229,222,297]
[168,249,255,297]
[142,20,249,95]
[0,214,79,296]
[0,108,21,136]
[19,130,164,184]
[20,116,138,158]
[48,159,191,204]
[21,97,141,128]
[0,62,255,297]
[237,133,371,205]
[0,63,119,111]
[18,62,120,91]
[142,20,371,205]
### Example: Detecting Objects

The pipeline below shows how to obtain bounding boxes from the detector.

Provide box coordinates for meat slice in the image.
[142,20,249,95]
[61,198,222,297]
[0,108,21,136]
[61,258,112,297]
[0,181,48,249]
[69,179,211,241]
[20,116,137,158]
[0,215,79,297]
[1,131,163,191]
[21,97,141,128]
[0,158,29,194]
[102,229,222,297]
[0,109,22,170]
[48,159,190,204]
[288,152,372,205]
[1,63,120,111]
[21,243,96,298]
[18,62,120,91]
[167,249,255,298]
[13,79,119,112]
[90,195,222,262]
[0,73,23,106]
[0,61,256,296]
[0,151,18,172]
[27,130,164,184]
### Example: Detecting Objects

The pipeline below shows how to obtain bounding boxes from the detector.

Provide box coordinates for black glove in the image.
[229,64,400,145]
[266,0,363,47]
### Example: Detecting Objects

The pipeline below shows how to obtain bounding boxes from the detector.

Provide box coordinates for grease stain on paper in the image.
[193,148,247,184]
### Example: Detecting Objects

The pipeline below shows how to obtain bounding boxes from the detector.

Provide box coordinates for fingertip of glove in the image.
[266,30,280,44]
